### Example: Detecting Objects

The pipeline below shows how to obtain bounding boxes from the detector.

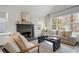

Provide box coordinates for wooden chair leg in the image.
[37,45,39,53]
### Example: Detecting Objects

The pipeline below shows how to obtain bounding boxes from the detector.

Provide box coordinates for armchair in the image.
[2,32,39,53]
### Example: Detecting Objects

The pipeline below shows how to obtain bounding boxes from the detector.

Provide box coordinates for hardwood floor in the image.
[0,49,3,53]
[30,40,79,53]
[0,39,79,53]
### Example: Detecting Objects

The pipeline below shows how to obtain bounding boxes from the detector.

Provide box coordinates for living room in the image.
[0,5,79,53]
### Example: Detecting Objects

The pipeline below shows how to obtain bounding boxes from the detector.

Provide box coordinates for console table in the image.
[38,36,60,52]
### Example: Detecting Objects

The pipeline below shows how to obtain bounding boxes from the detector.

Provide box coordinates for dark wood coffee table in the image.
[38,36,60,52]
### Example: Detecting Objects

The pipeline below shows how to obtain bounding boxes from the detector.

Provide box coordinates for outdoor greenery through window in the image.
[51,13,79,32]
[52,17,67,31]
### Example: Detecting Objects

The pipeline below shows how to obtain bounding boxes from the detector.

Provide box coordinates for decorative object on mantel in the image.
[21,19,26,24]
[21,12,31,24]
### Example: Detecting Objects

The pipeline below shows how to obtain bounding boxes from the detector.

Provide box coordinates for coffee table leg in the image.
[53,40,60,52]
[53,42,56,52]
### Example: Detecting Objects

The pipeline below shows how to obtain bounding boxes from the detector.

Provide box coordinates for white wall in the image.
[7,9,20,33]
[31,16,46,37]
[0,8,21,45]
[0,8,20,33]
[0,6,46,45]
[0,7,46,37]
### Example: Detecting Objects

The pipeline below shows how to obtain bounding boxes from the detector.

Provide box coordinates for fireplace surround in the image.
[16,24,34,41]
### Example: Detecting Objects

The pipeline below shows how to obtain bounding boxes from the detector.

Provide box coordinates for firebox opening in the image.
[21,32,32,38]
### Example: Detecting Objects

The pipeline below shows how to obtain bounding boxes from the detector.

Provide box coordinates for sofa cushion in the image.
[64,31,72,37]
[59,31,65,37]
[59,31,72,37]
[60,36,76,45]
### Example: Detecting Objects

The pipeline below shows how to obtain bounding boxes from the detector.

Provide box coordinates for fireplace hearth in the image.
[16,24,34,41]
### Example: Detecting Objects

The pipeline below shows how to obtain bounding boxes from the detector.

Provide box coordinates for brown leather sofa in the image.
[59,31,77,46]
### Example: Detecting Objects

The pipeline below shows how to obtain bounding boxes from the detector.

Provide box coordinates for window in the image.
[51,15,71,31]
[51,13,79,32]
[0,12,7,33]
[52,17,58,30]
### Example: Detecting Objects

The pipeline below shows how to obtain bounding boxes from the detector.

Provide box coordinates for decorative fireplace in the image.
[16,24,34,41]
[21,32,31,38]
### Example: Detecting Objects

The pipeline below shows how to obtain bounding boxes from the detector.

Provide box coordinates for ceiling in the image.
[0,5,76,18]
[0,5,54,18]
[49,5,74,14]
